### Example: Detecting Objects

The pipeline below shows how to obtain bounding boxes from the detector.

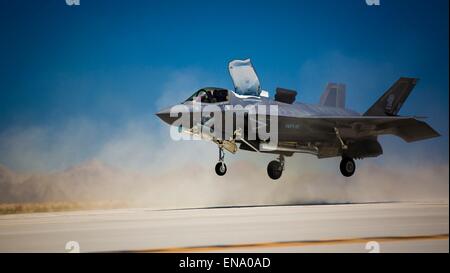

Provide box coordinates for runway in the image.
[0,202,448,253]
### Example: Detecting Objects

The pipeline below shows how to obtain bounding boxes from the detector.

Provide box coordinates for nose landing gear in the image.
[215,147,227,176]
[215,161,227,176]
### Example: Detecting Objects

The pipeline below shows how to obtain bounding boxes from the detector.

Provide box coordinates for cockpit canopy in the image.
[185,88,229,104]
[228,59,261,96]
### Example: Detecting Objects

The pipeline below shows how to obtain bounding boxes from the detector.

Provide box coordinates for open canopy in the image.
[228,59,261,96]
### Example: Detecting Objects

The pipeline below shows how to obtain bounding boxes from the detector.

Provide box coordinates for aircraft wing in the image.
[187,114,439,145]
[298,116,440,143]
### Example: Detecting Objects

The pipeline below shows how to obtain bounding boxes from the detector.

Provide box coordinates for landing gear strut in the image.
[334,127,355,177]
[267,154,285,180]
[340,157,356,177]
[215,147,227,176]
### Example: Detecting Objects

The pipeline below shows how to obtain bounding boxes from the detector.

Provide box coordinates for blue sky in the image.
[0,0,448,170]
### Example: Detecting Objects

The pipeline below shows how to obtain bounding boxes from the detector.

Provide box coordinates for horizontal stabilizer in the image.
[379,118,441,142]
[292,116,440,143]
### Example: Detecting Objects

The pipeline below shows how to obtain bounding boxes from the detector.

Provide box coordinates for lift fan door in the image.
[228,59,261,96]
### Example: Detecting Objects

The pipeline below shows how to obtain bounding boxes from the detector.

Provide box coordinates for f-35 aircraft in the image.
[156,59,440,180]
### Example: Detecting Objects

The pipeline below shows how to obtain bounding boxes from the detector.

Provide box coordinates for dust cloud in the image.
[0,117,448,209]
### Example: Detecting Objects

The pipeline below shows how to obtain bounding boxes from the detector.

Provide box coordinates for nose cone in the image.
[156,107,177,125]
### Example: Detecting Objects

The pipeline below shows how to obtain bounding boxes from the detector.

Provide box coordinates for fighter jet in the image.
[156,59,440,180]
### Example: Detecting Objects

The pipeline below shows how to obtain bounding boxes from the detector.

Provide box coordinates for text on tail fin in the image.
[364,77,418,116]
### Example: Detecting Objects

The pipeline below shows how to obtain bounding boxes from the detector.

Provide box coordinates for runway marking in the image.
[132,234,449,253]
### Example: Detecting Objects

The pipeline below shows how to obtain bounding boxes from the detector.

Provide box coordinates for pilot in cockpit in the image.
[187,88,228,104]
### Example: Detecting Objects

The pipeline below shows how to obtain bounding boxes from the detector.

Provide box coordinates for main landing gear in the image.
[215,147,227,176]
[267,155,285,180]
[340,156,356,177]
[334,127,356,177]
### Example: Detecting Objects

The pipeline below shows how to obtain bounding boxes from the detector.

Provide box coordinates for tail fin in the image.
[319,83,346,108]
[364,77,418,116]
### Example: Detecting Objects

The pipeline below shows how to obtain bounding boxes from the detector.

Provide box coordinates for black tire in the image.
[340,157,356,177]
[267,160,283,180]
[215,162,227,176]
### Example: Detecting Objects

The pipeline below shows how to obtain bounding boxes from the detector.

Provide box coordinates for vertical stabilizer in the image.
[319,83,346,108]
[364,77,418,116]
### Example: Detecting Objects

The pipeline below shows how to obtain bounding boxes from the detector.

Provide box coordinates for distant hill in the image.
[0,159,448,211]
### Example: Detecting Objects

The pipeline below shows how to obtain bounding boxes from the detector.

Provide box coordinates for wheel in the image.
[340,157,356,177]
[215,162,227,176]
[267,160,283,180]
